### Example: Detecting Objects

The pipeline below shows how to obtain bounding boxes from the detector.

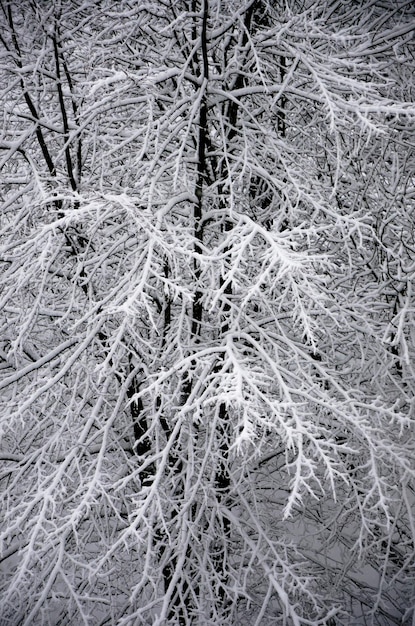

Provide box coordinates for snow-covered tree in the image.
[1,1,415,624]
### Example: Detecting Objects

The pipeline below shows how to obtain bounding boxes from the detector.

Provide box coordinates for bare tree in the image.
[1,1,415,624]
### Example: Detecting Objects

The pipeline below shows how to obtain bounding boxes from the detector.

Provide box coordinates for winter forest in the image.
[1,0,415,624]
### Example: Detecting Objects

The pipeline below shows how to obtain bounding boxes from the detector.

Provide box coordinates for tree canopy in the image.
[1,1,415,624]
